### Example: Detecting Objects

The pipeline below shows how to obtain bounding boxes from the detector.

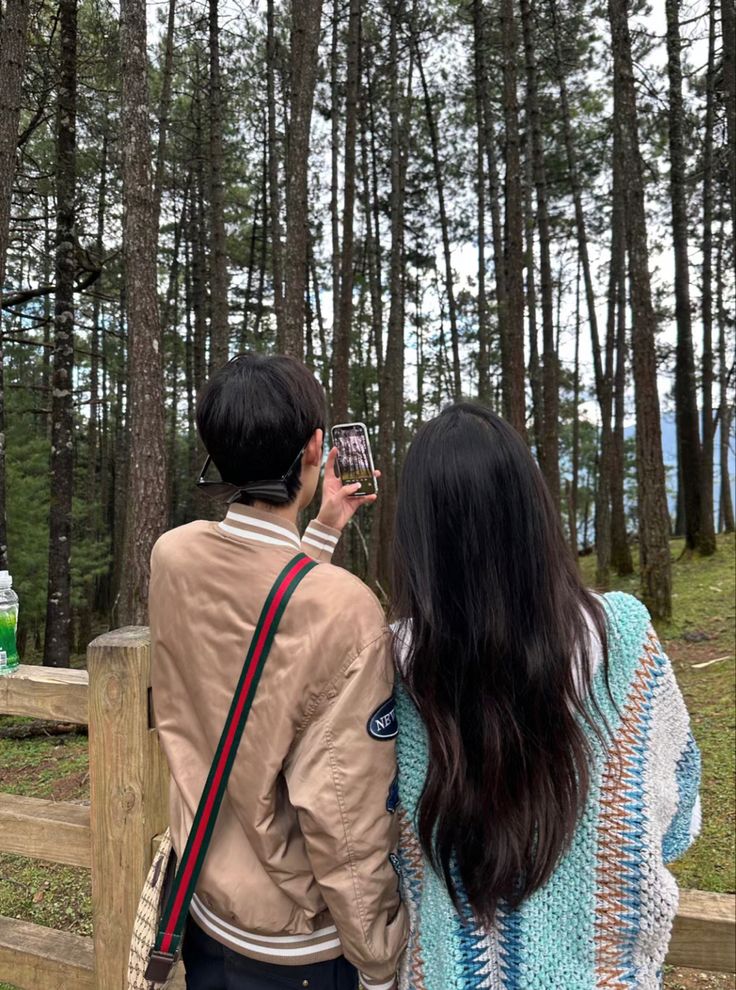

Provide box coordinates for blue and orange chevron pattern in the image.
[395,592,700,990]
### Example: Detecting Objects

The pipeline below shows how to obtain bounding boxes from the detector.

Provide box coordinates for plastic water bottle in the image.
[0,571,19,675]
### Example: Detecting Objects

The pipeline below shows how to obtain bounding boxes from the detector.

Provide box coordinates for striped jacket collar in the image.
[218,504,301,550]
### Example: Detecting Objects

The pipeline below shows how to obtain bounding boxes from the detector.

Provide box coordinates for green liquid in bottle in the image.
[0,610,19,669]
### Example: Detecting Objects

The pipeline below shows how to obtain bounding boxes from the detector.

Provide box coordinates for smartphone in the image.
[331,423,378,496]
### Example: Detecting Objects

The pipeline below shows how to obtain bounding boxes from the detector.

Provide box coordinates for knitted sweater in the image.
[394,592,701,990]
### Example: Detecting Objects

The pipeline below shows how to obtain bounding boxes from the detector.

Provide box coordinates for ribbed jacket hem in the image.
[189,894,344,966]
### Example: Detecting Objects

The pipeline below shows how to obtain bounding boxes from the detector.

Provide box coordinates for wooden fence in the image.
[0,626,733,989]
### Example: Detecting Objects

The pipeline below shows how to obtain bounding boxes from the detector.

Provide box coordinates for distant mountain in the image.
[625,413,736,517]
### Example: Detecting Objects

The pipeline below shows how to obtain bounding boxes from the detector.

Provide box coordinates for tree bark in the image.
[500,0,526,435]
[473,0,491,402]
[698,0,717,555]
[0,0,29,291]
[0,0,30,572]
[360,69,384,386]
[118,0,168,624]
[372,0,408,594]
[281,0,324,358]
[191,75,208,392]
[570,258,581,556]
[267,0,284,341]
[45,0,77,666]
[610,204,634,576]
[666,0,702,552]
[521,0,559,504]
[548,0,612,581]
[241,146,263,349]
[414,36,461,398]
[609,0,672,619]
[524,146,543,456]
[477,5,507,400]
[716,211,734,533]
[332,0,361,422]
[208,0,229,370]
[153,0,176,226]
[329,0,341,350]
[721,0,736,232]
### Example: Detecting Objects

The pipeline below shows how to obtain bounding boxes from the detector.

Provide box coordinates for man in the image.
[150,352,407,990]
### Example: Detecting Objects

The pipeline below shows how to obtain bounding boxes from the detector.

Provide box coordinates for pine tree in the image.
[118,0,168,624]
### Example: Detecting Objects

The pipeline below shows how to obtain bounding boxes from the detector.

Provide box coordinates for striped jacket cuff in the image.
[301,519,341,561]
[359,975,395,990]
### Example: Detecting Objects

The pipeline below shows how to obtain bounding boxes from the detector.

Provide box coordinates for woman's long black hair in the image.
[392,402,609,924]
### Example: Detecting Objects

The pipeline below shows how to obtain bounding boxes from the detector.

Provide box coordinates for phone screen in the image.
[332,424,377,496]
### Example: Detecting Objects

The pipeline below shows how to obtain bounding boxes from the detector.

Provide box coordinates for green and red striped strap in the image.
[145,553,317,981]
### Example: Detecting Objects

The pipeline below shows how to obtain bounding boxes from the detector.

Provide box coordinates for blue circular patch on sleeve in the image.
[367,697,398,740]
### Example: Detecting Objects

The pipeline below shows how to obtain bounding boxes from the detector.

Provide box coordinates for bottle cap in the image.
[0,571,11,590]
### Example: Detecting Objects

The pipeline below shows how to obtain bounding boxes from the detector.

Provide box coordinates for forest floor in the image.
[0,534,733,990]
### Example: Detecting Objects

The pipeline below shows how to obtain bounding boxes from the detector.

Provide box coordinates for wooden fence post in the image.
[88,626,169,990]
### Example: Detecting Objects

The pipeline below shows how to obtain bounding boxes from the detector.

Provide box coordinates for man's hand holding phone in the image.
[316,446,380,533]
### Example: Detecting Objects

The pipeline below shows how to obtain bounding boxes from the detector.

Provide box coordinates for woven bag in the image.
[128,829,176,989]
[126,553,317,988]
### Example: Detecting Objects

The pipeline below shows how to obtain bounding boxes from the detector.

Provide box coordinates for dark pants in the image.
[182,915,359,990]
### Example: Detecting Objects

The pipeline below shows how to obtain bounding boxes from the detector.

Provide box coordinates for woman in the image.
[391,402,700,990]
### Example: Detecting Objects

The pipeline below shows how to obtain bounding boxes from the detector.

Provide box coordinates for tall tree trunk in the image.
[86,121,108,630]
[666,0,702,552]
[45,0,77,667]
[309,240,331,396]
[610,201,634,576]
[500,0,526,435]
[367,59,384,371]
[191,80,208,392]
[0,0,30,572]
[570,258,581,556]
[281,0,324,358]
[332,0,361,422]
[521,0,559,505]
[414,37,461,397]
[88,129,108,492]
[548,0,612,582]
[111,290,129,610]
[716,212,734,533]
[360,73,384,388]
[167,204,183,525]
[477,5,508,396]
[41,191,53,439]
[524,147,543,456]
[473,0,490,402]
[698,0,717,555]
[372,0,407,594]
[0,0,29,291]
[329,0,341,346]
[208,0,229,369]
[609,0,672,619]
[118,0,168,624]
[721,0,736,231]
[183,231,196,520]
[266,0,284,340]
[153,0,176,225]
[241,147,263,349]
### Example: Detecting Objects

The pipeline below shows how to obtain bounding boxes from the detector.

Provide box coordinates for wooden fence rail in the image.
[0,628,733,989]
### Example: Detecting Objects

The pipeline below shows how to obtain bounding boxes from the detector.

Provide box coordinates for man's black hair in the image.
[196,352,327,506]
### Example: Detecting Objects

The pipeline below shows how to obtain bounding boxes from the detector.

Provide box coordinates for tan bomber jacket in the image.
[149,504,408,989]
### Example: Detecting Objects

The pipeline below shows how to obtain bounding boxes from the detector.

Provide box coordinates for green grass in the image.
[0,537,732,990]
[581,533,736,894]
